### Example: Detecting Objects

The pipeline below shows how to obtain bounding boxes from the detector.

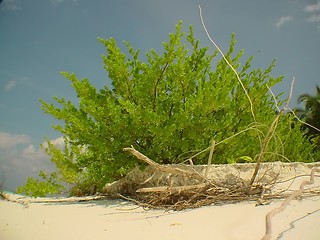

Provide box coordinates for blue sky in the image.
[0,0,320,192]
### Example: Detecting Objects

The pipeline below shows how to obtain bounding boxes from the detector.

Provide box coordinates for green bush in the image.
[18,21,319,196]
[16,171,64,197]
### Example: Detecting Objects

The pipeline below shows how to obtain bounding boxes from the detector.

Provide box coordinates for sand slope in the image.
[1,162,320,240]
[1,196,320,240]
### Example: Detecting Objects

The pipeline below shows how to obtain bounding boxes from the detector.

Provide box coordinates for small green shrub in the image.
[16,171,65,197]
[18,21,319,196]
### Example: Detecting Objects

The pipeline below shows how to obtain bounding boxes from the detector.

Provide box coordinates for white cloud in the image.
[304,2,320,12]
[0,131,30,150]
[50,0,78,5]
[48,136,65,148]
[50,0,64,5]
[2,76,27,92]
[21,144,47,161]
[276,16,293,29]
[4,80,17,91]
[307,14,320,23]
[304,2,320,29]
[0,0,22,11]
[0,132,64,191]
[41,136,66,149]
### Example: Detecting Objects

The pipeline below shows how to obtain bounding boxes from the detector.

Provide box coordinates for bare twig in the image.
[268,77,320,133]
[25,195,107,203]
[187,125,263,162]
[249,78,295,186]
[123,147,204,180]
[198,5,255,120]
[117,194,153,209]
[288,108,320,133]
[0,193,29,207]
[261,167,320,240]
[249,115,281,186]
[204,140,215,179]
[280,77,320,134]
[136,183,207,193]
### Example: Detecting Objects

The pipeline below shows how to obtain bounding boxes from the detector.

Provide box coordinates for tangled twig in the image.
[120,147,270,210]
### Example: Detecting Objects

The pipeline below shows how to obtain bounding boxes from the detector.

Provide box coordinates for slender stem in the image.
[198,5,255,121]
[204,140,215,180]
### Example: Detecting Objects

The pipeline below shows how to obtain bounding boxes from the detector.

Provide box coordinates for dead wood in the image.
[123,147,204,181]
[103,148,320,211]
[1,193,108,207]
[262,166,320,240]
[136,183,208,193]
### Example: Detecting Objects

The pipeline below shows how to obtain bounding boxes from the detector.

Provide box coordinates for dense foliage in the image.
[17,22,319,197]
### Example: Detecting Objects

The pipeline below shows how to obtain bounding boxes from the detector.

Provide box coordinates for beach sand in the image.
[1,195,320,240]
[1,163,320,240]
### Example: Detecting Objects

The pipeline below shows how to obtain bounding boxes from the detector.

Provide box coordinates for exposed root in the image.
[261,166,320,240]
[0,192,29,208]
[123,147,204,181]
[103,148,320,211]
[131,183,265,211]
[1,192,108,207]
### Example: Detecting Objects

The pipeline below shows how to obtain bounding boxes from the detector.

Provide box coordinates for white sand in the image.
[1,194,319,240]
[1,163,320,240]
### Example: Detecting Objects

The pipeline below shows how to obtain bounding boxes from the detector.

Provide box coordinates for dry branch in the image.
[0,192,29,207]
[123,147,204,181]
[261,167,320,240]
[204,140,215,180]
[1,194,107,207]
[250,78,295,186]
[121,147,268,210]
[136,183,208,193]
[104,158,320,211]
[198,5,255,120]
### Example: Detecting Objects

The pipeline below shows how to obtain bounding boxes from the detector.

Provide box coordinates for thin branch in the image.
[261,167,320,240]
[136,183,207,193]
[153,63,169,111]
[272,76,320,134]
[288,108,320,133]
[204,140,215,179]
[250,78,295,186]
[198,5,255,120]
[123,147,204,180]
[267,85,281,113]
[188,125,263,161]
